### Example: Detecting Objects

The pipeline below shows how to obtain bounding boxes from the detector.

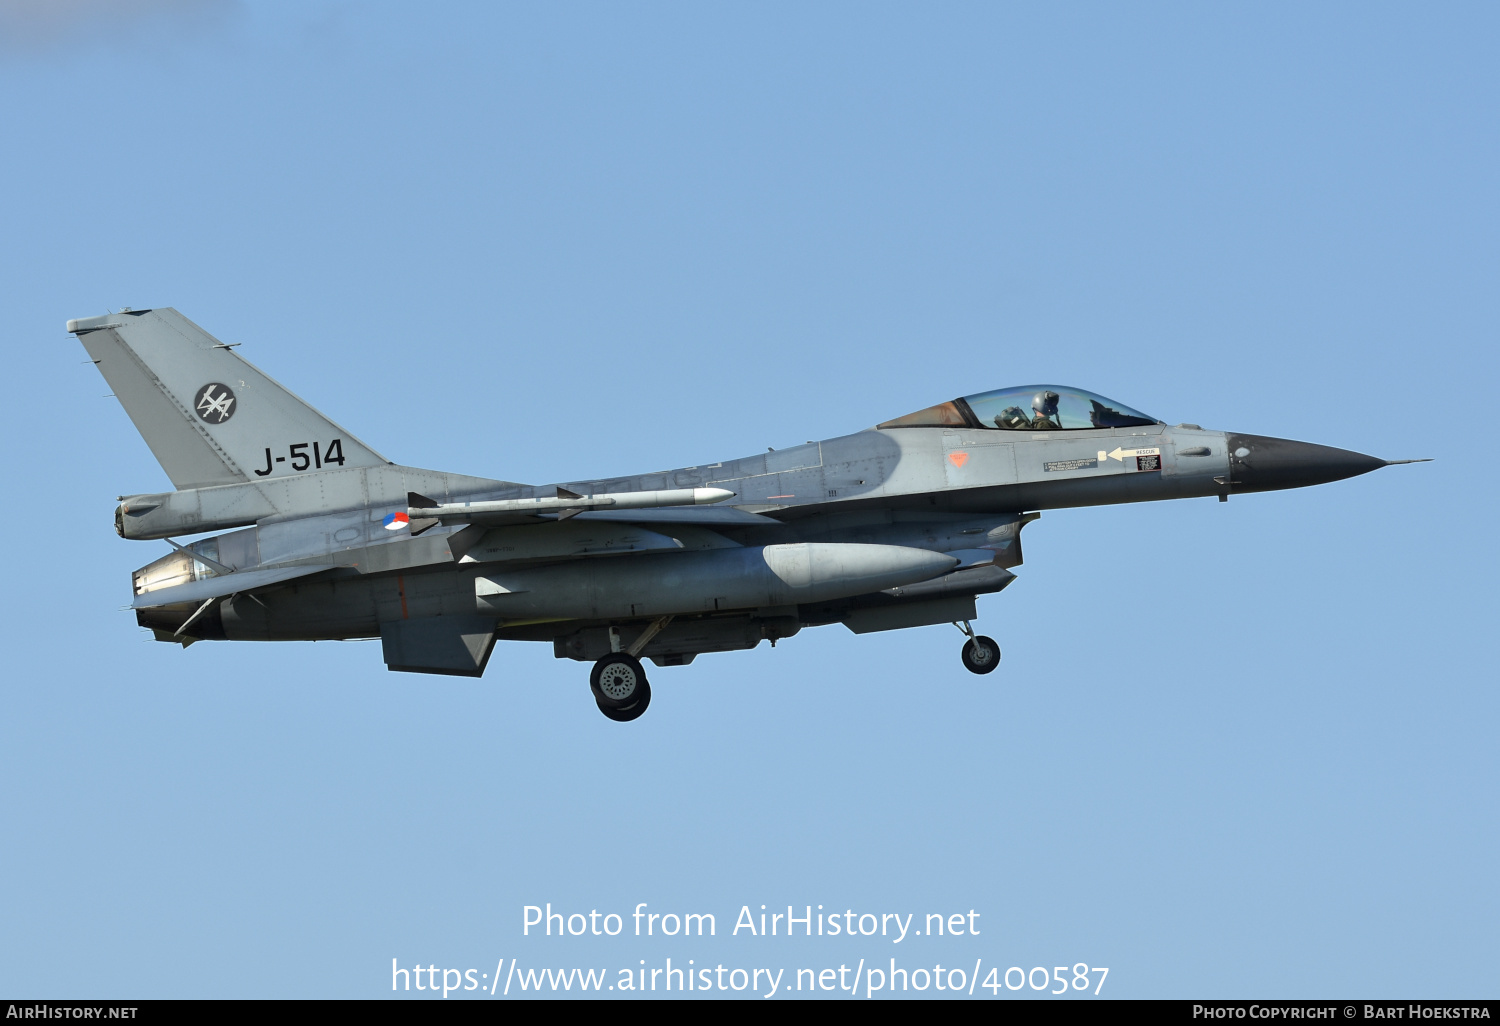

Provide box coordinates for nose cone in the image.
[1225,433,1386,493]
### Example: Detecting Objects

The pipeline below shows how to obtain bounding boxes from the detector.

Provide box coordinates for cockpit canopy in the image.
[877,385,1159,432]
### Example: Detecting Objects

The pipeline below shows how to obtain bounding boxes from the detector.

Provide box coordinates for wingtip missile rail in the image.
[406,486,738,526]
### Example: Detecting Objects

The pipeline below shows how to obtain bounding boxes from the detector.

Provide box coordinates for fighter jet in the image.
[70,308,1424,721]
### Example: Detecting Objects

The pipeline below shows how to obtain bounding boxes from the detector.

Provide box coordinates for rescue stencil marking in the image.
[1136,453,1161,471]
[1044,458,1098,472]
[947,452,969,468]
[1099,446,1161,462]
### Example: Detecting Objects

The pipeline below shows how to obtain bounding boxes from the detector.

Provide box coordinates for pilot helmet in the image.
[1031,390,1061,418]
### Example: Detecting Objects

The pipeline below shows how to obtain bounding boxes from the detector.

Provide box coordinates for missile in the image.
[469,543,961,620]
[407,486,736,528]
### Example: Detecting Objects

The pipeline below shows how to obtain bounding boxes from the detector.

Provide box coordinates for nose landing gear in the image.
[955,620,1000,675]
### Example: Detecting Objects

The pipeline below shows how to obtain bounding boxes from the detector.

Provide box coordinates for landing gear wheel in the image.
[961,635,1001,674]
[596,681,652,722]
[590,653,648,709]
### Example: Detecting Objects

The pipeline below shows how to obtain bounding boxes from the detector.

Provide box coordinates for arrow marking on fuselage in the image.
[1099,446,1161,463]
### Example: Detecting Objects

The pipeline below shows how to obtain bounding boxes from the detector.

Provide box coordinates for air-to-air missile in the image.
[70,308,1424,720]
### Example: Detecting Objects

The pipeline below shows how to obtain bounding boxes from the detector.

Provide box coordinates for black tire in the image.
[596,681,652,722]
[961,635,1001,675]
[590,653,648,709]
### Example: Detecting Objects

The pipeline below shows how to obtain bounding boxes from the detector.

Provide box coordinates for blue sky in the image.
[1,1,1495,999]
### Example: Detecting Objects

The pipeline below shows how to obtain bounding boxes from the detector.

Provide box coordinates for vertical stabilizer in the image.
[69,308,389,490]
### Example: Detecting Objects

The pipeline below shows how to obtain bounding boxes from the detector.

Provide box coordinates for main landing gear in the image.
[590,617,672,722]
[590,653,652,721]
[955,620,1000,675]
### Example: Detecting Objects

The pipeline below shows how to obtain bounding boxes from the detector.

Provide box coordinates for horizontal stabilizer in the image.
[132,564,333,609]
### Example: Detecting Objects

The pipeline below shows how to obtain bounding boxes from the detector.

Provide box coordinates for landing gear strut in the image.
[955,620,1000,675]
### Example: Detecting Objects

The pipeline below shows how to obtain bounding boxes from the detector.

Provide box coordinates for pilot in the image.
[994,405,1031,430]
[1030,390,1062,430]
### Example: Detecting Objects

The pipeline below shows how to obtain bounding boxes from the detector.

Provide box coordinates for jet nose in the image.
[1224,433,1387,493]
